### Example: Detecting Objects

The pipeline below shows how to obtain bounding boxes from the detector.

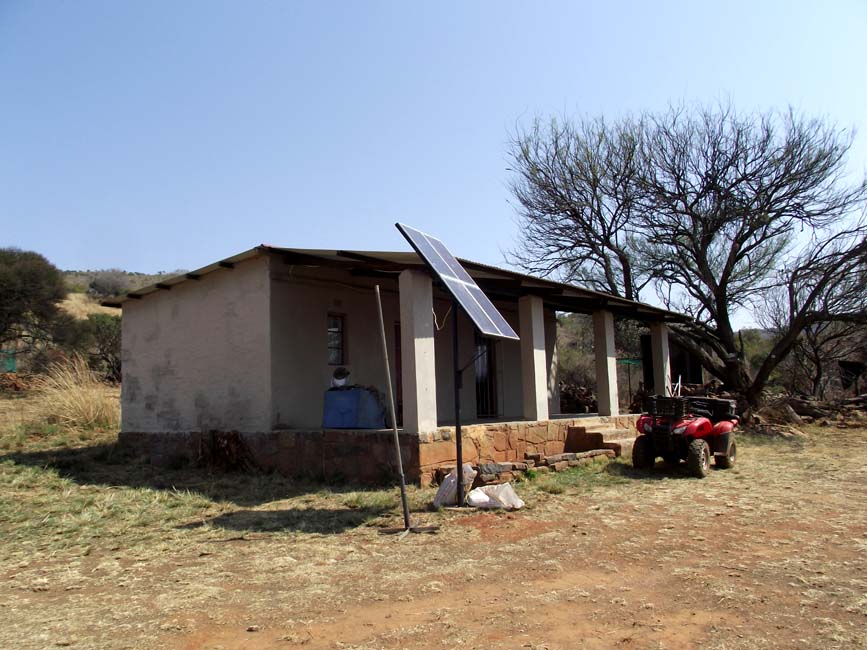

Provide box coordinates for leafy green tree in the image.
[86,313,121,381]
[0,248,67,353]
[49,312,122,381]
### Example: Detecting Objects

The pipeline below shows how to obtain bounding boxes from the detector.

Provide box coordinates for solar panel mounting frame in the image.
[395,222,522,508]
[395,223,519,341]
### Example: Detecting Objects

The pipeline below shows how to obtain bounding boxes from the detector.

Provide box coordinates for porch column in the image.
[519,295,549,421]
[546,314,561,416]
[650,322,672,396]
[593,310,619,416]
[398,270,438,433]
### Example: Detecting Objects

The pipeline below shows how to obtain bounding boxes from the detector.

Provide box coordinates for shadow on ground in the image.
[604,460,705,480]
[181,506,391,534]
[0,442,399,508]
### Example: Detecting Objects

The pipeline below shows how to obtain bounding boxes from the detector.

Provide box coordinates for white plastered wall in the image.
[121,256,272,433]
[269,263,400,429]
[122,254,562,433]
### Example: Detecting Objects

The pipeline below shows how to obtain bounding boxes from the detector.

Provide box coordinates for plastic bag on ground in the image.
[466,483,525,510]
[433,463,477,508]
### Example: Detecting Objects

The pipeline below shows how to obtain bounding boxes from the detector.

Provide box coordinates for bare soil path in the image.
[2,427,866,650]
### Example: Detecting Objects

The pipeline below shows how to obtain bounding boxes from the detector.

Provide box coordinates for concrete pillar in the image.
[398,270,438,433]
[650,322,672,396]
[593,310,619,416]
[519,295,549,421]
[545,312,561,416]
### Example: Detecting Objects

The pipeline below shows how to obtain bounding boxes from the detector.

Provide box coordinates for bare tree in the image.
[508,116,652,300]
[790,323,865,398]
[756,225,867,400]
[509,103,867,407]
[641,105,867,403]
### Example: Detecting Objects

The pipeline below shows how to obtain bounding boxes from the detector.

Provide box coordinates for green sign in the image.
[1,350,16,373]
[617,357,642,366]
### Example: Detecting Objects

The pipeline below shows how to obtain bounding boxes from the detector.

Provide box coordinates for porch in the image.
[170,412,642,486]
[396,267,677,433]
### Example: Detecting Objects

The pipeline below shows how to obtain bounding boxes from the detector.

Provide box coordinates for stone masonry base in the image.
[119,416,638,486]
[118,429,420,485]
[416,416,639,486]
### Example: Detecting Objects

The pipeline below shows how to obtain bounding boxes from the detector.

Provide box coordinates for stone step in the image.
[574,427,635,442]
[565,416,612,430]
[601,437,636,458]
[589,428,636,442]
[543,449,616,465]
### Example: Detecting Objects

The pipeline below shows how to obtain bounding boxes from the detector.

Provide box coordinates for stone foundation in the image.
[119,415,638,486]
[118,429,420,484]
[417,416,638,485]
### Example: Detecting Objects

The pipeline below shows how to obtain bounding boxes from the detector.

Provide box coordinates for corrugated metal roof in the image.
[103,244,686,322]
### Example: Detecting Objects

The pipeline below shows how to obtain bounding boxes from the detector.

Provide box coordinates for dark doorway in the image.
[474,335,498,418]
[394,322,403,426]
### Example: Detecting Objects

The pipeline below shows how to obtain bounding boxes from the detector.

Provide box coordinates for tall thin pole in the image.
[375,285,410,530]
[452,299,464,507]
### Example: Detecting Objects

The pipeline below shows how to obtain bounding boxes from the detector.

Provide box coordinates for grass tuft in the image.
[30,355,120,432]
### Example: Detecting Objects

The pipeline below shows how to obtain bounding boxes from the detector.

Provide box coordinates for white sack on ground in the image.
[466,483,525,510]
[433,463,477,508]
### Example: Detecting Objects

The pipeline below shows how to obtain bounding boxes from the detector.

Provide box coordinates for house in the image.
[106,245,684,484]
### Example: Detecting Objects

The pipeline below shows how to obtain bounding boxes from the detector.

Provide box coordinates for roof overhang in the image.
[103,245,688,323]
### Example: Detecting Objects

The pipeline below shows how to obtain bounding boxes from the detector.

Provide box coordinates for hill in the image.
[58,293,120,320]
[62,269,186,295]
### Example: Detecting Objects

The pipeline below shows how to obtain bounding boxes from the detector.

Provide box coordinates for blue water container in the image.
[322,388,386,428]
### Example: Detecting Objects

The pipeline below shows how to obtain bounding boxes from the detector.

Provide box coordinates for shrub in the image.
[87,270,130,298]
[31,355,120,431]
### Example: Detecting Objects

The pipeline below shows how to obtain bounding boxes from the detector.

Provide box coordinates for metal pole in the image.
[452,299,464,507]
[375,285,411,530]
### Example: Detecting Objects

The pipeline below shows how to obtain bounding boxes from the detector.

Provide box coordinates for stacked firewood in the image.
[559,383,597,413]
[756,394,867,429]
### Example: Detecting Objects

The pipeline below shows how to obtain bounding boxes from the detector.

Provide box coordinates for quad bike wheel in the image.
[632,435,655,469]
[715,437,737,469]
[687,439,711,478]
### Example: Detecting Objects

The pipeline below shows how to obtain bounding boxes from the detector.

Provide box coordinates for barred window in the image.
[327,314,345,365]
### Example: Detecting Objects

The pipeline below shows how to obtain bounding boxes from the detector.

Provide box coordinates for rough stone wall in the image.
[119,416,637,486]
[120,256,272,433]
[118,429,420,484]
[417,415,638,485]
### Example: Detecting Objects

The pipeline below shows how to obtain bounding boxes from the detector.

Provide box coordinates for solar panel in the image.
[396,223,519,340]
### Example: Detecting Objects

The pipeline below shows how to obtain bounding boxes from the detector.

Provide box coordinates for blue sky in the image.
[2,1,866,277]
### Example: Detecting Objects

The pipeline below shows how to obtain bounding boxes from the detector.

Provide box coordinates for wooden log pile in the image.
[755,394,867,430]
[0,373,35,393]
[559,383,598,414]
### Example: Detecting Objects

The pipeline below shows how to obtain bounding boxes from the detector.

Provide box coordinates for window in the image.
[474,334,498,417]
[327,314,345,364]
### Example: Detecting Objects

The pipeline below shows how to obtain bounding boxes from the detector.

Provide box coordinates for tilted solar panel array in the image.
[396,223,519,341]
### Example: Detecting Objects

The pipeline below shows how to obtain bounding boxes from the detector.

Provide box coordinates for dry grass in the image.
[1,391,865,650]
[29,355,120,432]
[58,292,120,320]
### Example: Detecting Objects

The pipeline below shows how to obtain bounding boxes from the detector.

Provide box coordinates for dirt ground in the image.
[2,425,866,650]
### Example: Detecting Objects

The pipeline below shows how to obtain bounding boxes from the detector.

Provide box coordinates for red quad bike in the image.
[632,396,738,478]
